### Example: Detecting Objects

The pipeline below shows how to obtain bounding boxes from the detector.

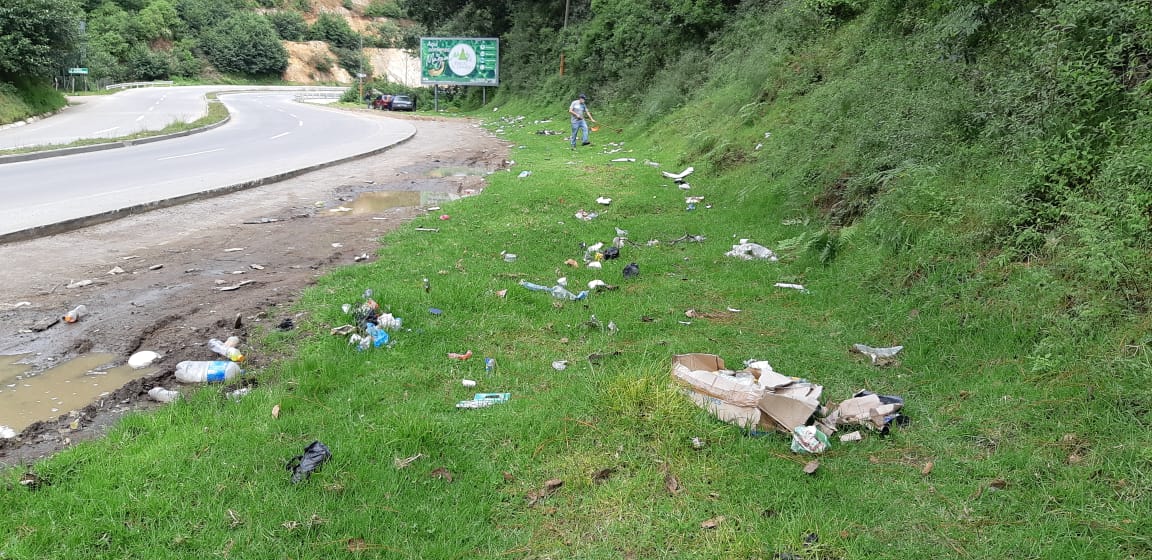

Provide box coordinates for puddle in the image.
[0,353,157,433]
[336,191,461,215]
[427,166,488,178]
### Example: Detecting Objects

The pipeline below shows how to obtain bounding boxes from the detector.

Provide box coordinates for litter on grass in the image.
[519,280,588,301]
[774,282,807,292]
[726,242,778,261]
[851,343,904,365]
[662,167,694,182]
[287,441,332,484]
[456,393,511,409]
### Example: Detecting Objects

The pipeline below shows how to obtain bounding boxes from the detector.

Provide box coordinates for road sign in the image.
[68,68,89,75]
[419,38,499,86]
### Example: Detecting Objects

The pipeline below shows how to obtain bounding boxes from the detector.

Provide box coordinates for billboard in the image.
[420,37,499,86]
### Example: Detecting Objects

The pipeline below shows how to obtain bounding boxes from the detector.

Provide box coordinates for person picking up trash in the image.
[569,93,597,148]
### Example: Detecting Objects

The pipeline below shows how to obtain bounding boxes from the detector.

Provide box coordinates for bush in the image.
[266,10,308,40]
[308,12,359,50]
[364,0,403,18]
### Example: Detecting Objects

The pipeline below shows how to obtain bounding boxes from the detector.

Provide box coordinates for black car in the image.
[390,95,415,111]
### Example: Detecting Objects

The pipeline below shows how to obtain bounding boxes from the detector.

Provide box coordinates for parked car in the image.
[371,94,393,110]
[390,95,415,111]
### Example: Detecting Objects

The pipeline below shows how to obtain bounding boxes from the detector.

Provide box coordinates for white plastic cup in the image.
[462,379,477,387]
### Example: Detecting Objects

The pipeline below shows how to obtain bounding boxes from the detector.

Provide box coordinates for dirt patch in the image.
[0,112,507,467]
[284,41,354,84]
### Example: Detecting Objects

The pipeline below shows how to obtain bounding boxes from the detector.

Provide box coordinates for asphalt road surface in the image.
[0,92,414,237]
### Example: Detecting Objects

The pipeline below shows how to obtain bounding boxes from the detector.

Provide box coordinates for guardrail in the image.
[105,81,175,90]
[294,91,346,99]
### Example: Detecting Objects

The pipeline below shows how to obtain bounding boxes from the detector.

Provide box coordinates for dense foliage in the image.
[202,12,287,75]
[0,0,83,80]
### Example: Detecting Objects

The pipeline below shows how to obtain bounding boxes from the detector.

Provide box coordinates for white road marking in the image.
[157,148,224,161]
[269,131,291,140]
[135,115,145,122]
[298,120,304,127]
[92,127,119,135]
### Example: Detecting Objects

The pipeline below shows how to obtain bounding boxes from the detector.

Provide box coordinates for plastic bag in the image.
[287,441,332,483]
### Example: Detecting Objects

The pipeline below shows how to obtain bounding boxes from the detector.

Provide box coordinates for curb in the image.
[0,112,231,165]
[0,129,416,245]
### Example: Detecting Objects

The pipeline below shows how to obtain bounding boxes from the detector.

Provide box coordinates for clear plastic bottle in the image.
[208,338,244,362]
[63,305,87,323]
[174,360,242,383]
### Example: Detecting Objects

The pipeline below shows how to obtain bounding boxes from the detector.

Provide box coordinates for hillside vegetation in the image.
[4,0,1152,558]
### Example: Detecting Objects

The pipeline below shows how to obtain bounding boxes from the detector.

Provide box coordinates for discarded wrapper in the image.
[456,393,511,409]
[287,441,332,484]
[790,426,830,454]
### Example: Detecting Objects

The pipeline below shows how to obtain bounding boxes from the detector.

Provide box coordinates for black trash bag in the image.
[602,246,620,260]
[287,440,332,483]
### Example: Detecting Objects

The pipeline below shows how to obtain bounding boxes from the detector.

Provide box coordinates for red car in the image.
[371,94,393,110]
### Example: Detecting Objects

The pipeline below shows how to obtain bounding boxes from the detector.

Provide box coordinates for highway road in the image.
[0,85,343,151]
[0,91,414,237]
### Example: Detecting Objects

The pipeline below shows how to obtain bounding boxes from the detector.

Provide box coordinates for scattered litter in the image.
[725,242,778,261]
[552,360,568,371]
[791,426,830,453]
[122,255,141,260]
[66,279,92,289]
[851,344,904,366]
[596,197,612,205]
[462,379,477,388]
[565,258,579,267]
[685,196,704,204]
[700,516,725,530]
[691,437,705,450]
[223,247,244,252]
[174,360,242,383]
[526,478,563,506]
[662,167,694,182]
[622,263,639,278]
[250,264,265,270]
[128,351,161,369]
[519,280,588,301]
[496,289,508,297]
[439,214,451,220]
[429,307,443,315]
[227,387,251,401]
[825,390,907,432]
[922,461,934,476]
[328,206,352,213]
[209,338,245,362]
[394,453,423,469]
[287,441,332,483]
[774,282,807,292]
[62,304,87,323]
[587,261,602,269]
[330,325,357,336]
[272,404,281,418]
[1,425,17,439]
[448,350,473,360]
[503,252,518,262]
[610,158,636,162]
[243,217,280,224]
[839,431,863,442]
[331,243,343,248]
[754,143,763,151]
[354,253,369,262]
[216,280,255,291]
[679,183,692,191]
[107,266,124,275]
[456,393,511,409]
[803,460,820,474]
[415,227,440,232]
[518,171,532,178]
[574,209,598,221]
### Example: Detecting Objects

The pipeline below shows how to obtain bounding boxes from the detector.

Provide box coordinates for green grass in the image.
[0,81,67,125]
[3,102,1149,558]
[0,96,229,156]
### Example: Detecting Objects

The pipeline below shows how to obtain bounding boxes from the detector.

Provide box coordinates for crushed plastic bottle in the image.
[62,305,87,323]
[147,387,181,403]
[208,338,244,362]
[518,280,588,301]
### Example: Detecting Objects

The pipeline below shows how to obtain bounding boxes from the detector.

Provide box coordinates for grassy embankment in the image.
[0,81,67,126]
[3,3,1151,559]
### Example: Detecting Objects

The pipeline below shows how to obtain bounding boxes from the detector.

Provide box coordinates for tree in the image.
[267,10,309,41]
[0,0,83,80]
[138,0,184,42]
[202,12,288,75]
[308,12,359,50]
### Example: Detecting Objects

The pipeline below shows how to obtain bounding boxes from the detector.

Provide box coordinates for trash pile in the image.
[671,353,908,454]
[329,289,404,350]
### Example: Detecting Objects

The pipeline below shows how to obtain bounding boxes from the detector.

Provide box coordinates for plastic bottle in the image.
[208,338,244,362]
[364,324,390,347]
[63,305,87,323]
[224,336,241,348]
[147,387,181,403]
[485,357,496,374]
[174,360,242,383]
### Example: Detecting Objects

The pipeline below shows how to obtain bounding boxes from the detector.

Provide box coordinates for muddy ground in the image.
[0,112,508,467]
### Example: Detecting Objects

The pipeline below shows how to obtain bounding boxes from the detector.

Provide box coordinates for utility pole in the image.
[560,0,570,76]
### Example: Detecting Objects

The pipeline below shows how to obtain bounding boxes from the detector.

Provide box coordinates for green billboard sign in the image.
[420,37,499,86]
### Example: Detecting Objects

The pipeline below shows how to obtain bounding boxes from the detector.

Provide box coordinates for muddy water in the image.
[339,190,462,215]
[0,353,157,433]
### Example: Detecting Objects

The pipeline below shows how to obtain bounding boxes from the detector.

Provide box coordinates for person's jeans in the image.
[570,119,589,147]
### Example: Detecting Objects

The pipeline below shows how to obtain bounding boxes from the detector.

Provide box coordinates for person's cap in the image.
[578,93,586,99]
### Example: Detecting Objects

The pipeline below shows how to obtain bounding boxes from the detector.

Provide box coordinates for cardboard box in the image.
[672,354,767,429]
